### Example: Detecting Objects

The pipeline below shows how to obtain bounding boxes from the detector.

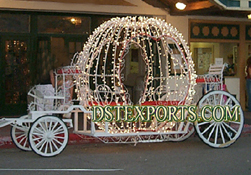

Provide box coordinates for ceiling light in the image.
[175,2,186,10]
[248,14,251,19]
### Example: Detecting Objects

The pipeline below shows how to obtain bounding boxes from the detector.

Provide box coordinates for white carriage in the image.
[0,16,244,157]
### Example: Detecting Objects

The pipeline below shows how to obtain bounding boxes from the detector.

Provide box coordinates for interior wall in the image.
[219,43,238,64]
[165,15,189,43]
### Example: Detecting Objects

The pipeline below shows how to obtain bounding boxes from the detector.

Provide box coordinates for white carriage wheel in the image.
[195,90,244,148]
[28,116,69,157]
[169,121,194,142]
[10,115,32,151]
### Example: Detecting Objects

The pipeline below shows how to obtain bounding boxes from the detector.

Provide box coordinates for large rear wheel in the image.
[195,90,244,148]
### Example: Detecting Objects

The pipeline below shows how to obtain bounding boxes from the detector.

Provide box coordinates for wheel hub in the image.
[44,131,54,141]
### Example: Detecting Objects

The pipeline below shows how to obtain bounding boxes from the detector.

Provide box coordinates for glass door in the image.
[0,37,31,115]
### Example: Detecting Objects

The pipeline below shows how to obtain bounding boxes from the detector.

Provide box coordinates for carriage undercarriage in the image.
[0,89,244,157]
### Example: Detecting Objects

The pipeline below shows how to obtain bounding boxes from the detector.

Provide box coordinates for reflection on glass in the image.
[5,40,31,104]
[0,14,29,33]
[36,37,85,84]
[38,15,91,34]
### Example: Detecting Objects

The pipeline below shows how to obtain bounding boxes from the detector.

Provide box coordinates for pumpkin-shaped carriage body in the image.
[72,16,196,141]
[74,17,196,107]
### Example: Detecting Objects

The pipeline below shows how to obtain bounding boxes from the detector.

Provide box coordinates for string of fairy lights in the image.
[73,16,197,134]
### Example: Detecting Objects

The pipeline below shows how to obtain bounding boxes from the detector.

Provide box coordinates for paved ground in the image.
[0,136,251,175]
[0,112,251,175]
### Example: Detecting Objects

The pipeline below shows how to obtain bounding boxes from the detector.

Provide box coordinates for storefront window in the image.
[0,14,29,33]
[38,15,91,34]
[191,42,238,76]
[4,39,31,104]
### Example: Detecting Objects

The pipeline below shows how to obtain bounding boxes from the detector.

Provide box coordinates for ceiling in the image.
[15,0,251,18]
[142,0,251,19]
[18,0,135,6]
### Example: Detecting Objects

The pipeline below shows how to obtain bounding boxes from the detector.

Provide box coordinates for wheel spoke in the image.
[222,122,237,134]
[224,98,231,106]
[48,120,53,131]
[15,131,25,135]
[230,105,238,110]
[214,125,219,144]
[220,94,223,105]
[53,126,64,134]
[51,139,59,150]
[16,133,26,140]
[213,94,217,105]
[23,138,28,147]
[51,121,59,131]
[201,122,214,135]
[52,138,64,146]
[53,129,65,135]
[45,121,48,130]
[38,140,47,152]
[46,121,51,130]
[221,123,232,139]
[32,136,44,141]
[54,130,66,135]
[219,125,225,144]
[18,135,27,144]
[33,127,44,134]
[49,141,53,153]
[32,130,44,136]
[44,142,48,153]
[35,138,45,149]
[38,123,47,133]
[207,124,216,140]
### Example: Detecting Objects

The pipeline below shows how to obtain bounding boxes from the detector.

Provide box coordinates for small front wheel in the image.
[28,116,69,157]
